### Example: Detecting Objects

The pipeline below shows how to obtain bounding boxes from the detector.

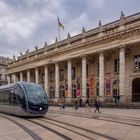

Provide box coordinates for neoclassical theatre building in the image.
[7,12,140,103]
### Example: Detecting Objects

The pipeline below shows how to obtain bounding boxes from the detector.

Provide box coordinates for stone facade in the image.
[0,56,10,86]
[7,12,140,103]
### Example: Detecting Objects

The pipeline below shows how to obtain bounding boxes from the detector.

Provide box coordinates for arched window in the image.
[59,85,65,98]
[112,80,119,97]
[86,83,90,97]
[72,84,76,98]
[49,86,55,99]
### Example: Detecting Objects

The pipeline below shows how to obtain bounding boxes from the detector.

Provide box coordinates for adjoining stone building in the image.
[0,56,11,86]
[7,12,140,103]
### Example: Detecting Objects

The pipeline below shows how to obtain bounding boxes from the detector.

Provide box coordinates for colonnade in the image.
[8,47,126,101]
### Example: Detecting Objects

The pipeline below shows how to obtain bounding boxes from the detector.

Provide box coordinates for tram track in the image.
[39,117,117,140]
[1,110,139,140]
[0,114,42,140]
[0,114,72,140]
[0,113,117,140]
[27,119,72,140]
[49,110,140,127]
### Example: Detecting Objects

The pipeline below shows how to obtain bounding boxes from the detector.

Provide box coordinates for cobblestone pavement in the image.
[0,107,140,140]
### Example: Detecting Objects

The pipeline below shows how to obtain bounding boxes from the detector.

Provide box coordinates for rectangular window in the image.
[134,55,140,69]
[59,70,64,81]
[72,67,75,80]
[114,59,119,73]
[50,71,54,82]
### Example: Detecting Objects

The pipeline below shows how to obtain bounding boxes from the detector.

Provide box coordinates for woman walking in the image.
[85,97,91,112]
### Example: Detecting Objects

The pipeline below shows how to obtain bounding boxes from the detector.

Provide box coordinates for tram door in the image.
[9,89,16,114]
[132,78,140,102]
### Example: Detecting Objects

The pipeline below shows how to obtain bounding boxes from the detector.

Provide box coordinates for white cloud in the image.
[88,0,105,8]
[0,0,139,58]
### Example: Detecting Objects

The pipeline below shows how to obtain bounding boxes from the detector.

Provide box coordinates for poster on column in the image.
[105,74,111,96]
[90,78,94,96]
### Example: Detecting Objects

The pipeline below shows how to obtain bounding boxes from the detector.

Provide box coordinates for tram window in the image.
[0,92,3,103]
[9,93,17,105]
[15,85,26,108]
[0,90,11,104]
[3,91,10,104]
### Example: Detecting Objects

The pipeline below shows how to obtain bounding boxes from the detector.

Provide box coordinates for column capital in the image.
[117,44,126,49]
[66,58,72,62]
[81,54,87,59]
[44,64,48,68]
[54,61,60,65]
[98,49,104,54]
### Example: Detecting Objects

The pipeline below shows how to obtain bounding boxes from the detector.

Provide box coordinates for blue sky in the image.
[0,0,139,58]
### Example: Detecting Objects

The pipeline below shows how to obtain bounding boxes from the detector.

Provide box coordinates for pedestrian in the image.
[85,97,91,112]
[74,98,78,110]
[114,94,117,104]
[94,99,101,113]
[117,94,120,103]
[58,99,62,110]
[79,98,83,107]
[62,97,66,109]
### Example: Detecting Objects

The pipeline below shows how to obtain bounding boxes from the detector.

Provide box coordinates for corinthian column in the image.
[44,65,49,95]
[99,52,104,97]
[55,63,59,98]
[68,60,72,98]
[13,74,16,83]
[27,70,30,82]
[119,47,125,102]
[35,67,39,84]
[7,75,10,84]
[20,72,23,81]
[82,56,87,97]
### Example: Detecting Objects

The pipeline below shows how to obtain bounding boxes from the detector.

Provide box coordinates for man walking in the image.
[94,99,101,113]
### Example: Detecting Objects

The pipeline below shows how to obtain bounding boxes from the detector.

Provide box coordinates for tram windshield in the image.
[23,83,48,105]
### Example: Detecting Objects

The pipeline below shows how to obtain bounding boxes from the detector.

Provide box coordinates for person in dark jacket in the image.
[79,98,83,107]
[94,99,101,113]
[74,98,78,110]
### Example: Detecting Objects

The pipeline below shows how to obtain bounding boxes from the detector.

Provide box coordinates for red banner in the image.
[90,78,94,96]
